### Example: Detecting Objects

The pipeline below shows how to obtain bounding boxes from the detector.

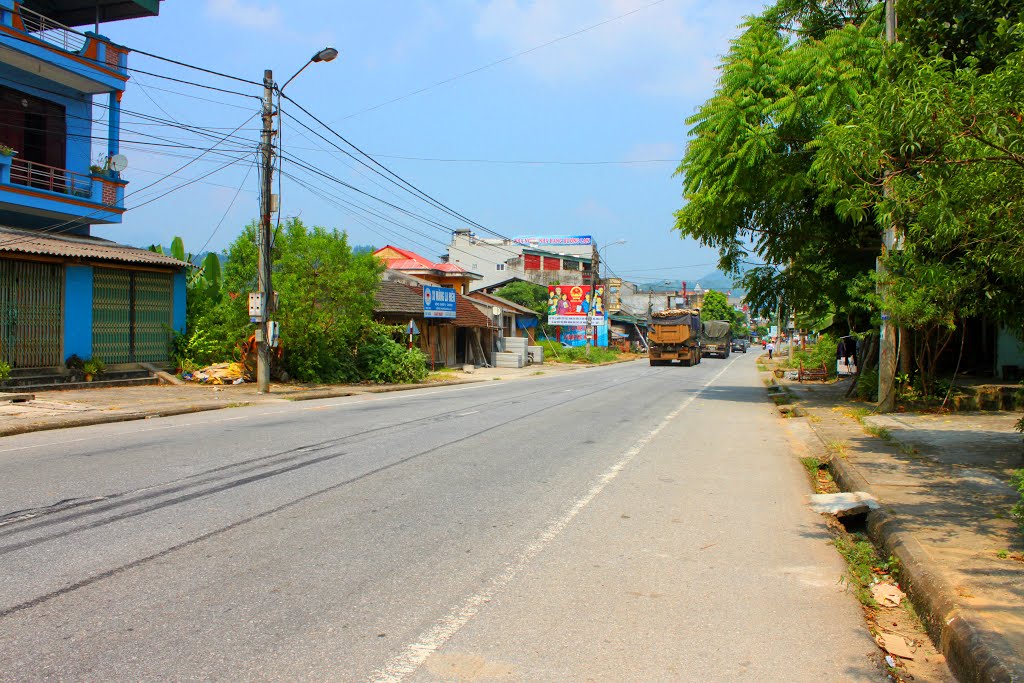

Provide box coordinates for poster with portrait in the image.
[546,285,605,327]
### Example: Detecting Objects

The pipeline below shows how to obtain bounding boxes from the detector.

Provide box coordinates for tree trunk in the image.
[899,326,912,376]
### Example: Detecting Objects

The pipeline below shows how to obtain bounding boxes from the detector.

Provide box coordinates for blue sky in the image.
[96,0,767,285]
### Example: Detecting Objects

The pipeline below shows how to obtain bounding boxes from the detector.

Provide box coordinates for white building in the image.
[445,229,596,291]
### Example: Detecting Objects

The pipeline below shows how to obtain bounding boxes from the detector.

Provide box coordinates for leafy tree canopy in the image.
[674,4,885,326]
[699,290,736,324]
[494,281,549,320]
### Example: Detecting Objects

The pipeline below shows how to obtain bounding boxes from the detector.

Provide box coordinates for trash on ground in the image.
[876,630,916,659]
[808,491,880,516]
[184,362,249,385]
[871,582,906,607]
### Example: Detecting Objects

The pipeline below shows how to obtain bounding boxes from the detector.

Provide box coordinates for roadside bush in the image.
[0,360,10,381]
[195,219,383,384]
[1012,469,1024,531]
[785,334,838,376]
[357,323,428,384]
[856,368,878,401]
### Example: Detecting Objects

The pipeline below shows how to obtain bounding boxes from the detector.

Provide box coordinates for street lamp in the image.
[280,47,339,93]
[597,239,626,280]
[255,48,338,394]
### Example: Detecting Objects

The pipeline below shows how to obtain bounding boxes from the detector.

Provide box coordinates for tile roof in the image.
[374,281,424,316]
[375,245,435,268]
[374,280,492,328]
[375,245,477,277]
[0,226,190,268]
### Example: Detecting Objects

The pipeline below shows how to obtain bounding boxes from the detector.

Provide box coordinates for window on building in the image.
[543,256,560,271]
[523,254,541,270]
[495,263,505,271]
[0,85,66,178]
[562,260,579,271]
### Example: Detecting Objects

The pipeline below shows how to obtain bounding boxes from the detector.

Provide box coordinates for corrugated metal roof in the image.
[466,291,538,318]
[0,227,189,268]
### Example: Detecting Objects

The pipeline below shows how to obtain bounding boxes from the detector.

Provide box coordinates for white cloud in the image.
[204,0,282,31]
[472,0,760,97]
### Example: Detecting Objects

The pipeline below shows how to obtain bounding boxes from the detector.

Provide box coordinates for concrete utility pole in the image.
[253,48,338,394]
[256,68,274,394]
[878,0,898,411]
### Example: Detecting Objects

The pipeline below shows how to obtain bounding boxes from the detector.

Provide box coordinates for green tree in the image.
[674,4,885,327]
[699,290,736,324]
[812,20,1024,388]
[494,281,549,321]
[192,219,387,383]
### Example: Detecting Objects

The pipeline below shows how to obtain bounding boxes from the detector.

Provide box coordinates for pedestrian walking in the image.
[767,340,775,360]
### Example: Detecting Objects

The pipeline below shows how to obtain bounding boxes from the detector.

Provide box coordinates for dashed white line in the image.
[368,355,740,683]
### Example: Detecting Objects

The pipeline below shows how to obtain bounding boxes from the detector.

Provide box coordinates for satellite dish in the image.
[108,154,128,172]
[492,306,501,316]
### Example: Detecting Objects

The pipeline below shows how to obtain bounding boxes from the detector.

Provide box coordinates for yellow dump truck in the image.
[648,309,702,366]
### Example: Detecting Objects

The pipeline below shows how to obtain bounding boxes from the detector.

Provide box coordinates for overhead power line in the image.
[339,0,669,120]
[367,154,679,166]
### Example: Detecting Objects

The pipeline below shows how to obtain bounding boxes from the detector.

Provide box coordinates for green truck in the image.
[701,320,732,359]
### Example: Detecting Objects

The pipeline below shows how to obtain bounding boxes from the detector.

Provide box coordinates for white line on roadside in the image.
[457,411,479,416]
[368,355,740,683]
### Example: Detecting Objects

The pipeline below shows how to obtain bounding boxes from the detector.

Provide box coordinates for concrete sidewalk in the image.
[773,371,1023,683]
[0,361,590,438]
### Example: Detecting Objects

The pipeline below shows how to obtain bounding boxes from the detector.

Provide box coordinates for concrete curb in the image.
[0,378,489,439]
[0,402,252,438]
[822,432,1018,683]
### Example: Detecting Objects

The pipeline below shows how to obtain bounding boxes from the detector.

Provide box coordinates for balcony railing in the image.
[9,158,93,198]
[14,4,86,54]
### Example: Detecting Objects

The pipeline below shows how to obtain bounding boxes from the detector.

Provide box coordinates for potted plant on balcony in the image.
[82,358,105,382]
[0,145,16,157]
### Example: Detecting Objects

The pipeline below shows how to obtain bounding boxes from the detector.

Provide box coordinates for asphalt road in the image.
[0,355,882,682]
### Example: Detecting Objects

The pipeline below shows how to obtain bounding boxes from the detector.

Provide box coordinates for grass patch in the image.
[771,394,793,406]
[801,456,822,475]
[832,534,884,607]
[825,440,849,457]
[865,424,892,440]
[539,341,621,365]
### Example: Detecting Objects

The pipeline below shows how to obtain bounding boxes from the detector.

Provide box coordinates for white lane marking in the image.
[369,355,740,683]
[457,411,479,416]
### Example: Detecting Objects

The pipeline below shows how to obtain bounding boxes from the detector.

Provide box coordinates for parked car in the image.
[730,339,748,353]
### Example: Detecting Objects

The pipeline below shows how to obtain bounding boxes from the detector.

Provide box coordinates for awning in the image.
[0,226,188,268]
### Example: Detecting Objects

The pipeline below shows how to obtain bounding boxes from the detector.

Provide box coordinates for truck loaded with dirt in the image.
[701,320,732,359]
[648,309,702,366]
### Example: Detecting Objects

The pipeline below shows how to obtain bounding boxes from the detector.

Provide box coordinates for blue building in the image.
[0,0,186,372]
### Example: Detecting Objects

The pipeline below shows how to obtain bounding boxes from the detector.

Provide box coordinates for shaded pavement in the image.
[772,366,1024,683]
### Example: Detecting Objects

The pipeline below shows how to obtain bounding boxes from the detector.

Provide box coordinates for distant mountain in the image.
[693,270,742,292]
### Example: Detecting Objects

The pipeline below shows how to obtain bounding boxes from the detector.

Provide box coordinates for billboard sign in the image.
[560,323,609,347]
[514,235,593,247]
[547,284,605,327]
[423,285,457,319]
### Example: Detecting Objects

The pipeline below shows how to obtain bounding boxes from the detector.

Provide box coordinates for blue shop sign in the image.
[423,285,457,319]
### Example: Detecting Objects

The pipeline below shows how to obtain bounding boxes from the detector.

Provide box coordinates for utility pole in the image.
[586,250,599,352]
[878,0,898,411]
[256,68,274,393]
